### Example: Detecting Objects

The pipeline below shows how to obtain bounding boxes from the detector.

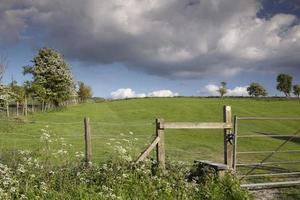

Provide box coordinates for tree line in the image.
[0,48,92,117]
[217,74,300,98]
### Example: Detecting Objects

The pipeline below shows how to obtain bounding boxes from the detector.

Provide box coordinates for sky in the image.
[0,0,300,98]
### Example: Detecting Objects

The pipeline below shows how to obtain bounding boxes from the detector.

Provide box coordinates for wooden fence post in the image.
[24,97,28,117]
[6,101,9,118]
[16,101,19,116]
[84,117,92,165]
[223,106,232,165]
[156,118,165,170]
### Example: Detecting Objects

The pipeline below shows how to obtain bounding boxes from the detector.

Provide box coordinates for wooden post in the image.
[24,97,28,117]
[84,117,92,165]
[16,101,19,116]
[223,106,232,165]
[156,118,165,170]
[232,115,238,170]
[32,99,34,113]
[6,101,9,118]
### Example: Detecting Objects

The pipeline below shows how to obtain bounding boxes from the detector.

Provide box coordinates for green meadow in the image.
[1,97,300,198]
[1,97,300,167]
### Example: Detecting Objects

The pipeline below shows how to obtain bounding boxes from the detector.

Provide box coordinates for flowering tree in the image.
[23,48,76,107]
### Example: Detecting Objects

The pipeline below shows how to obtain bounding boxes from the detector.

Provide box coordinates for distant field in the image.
[1,97,300,166]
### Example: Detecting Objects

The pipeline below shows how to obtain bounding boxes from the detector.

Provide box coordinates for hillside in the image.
[1,97,300,164]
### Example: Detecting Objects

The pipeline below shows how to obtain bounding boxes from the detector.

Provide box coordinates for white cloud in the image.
[202,84,248,96]
[227,86,248,96]
[204,84,220,96]
[110,88,146,99]
[110,88,179,99]
[148,90,179,97]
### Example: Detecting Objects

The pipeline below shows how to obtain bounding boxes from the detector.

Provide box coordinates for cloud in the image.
[110,88,178,99]
[148,90,179,97]
[110,88,146,99]
[227,86,249,96]
[204,84,219,96]
[202,84,248,96]
[1,0,300,78]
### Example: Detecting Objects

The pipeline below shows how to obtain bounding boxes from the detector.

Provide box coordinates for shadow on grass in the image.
[254,131,300,144]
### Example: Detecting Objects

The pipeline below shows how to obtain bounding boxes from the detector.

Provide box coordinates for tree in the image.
[77,81,93,102]
[23,48,76,107]
[217,82,227,97]
[247,82,267,97]
[276,74,293,97]
[293,85,300,98]
[10,81,25,102]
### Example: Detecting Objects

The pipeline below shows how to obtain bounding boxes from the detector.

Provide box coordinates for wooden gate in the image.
[136,106,233,169]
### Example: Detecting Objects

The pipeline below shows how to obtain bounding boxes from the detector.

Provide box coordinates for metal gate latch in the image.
[227,132,234,145]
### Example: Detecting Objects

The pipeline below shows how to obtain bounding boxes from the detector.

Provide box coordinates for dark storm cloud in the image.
[0,0,300,79]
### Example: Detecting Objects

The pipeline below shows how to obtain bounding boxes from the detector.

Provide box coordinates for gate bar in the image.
[237,117,300,120]
[237,160,300,166]
[239,172,300,178]
[241,180,300,190]
[237,150,300,154]
[238,134,300,138]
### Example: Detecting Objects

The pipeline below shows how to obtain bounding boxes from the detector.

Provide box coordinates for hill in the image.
[1,97,300,164]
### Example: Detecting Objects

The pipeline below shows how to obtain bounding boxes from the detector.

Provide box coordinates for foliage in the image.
[0,84,17,106]
[276,74,293,97]
[0,127,251,200]
[23,48,76,107]
[77,81,93,102]
[217,82,227,97]
[24,81,47,104]
[247,82,267,97]
[293,85,300,98]
[9,81,25,103]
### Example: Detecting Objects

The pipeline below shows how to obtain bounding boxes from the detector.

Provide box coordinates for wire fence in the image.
[0,117,228,165]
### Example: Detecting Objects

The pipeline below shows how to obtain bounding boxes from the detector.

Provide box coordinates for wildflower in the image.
[102,164,108,170]
[121,139,130,143]
[17,164,26,174]
[10,187,16,193]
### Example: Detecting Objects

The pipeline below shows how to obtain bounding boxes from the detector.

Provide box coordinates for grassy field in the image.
[1,97,300,198]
